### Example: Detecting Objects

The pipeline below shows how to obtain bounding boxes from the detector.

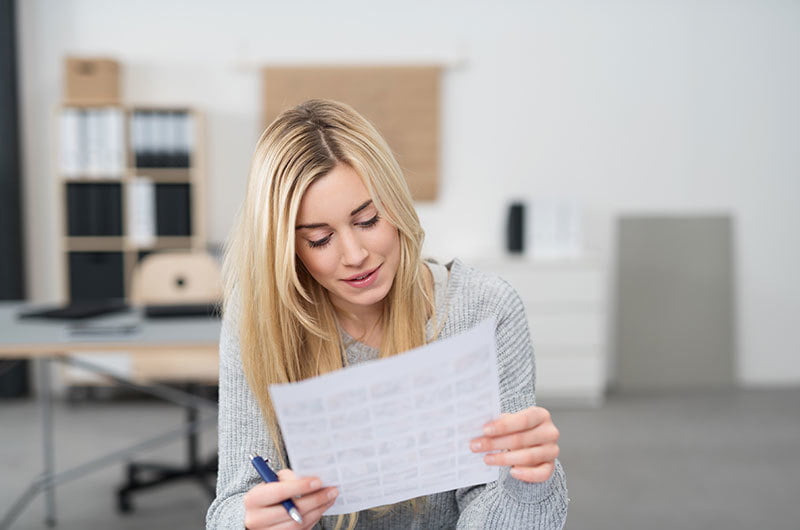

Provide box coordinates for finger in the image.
[294,487,338,516]
[300,497,338,527]
[483,444,559,467]
[244,476,323,509]
[245,504,296,529]
[272,496,338,530]
[252,486,337,528]
[471,422,559,452]
[509,461,556,483]
[482,407,551,437]
[277,468,298,481]
[276,469,301,499]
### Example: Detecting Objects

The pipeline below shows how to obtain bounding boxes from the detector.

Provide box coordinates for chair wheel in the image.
[117,492,133,513]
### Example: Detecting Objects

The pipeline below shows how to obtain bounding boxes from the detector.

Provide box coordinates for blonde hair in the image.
[223,99,433,526]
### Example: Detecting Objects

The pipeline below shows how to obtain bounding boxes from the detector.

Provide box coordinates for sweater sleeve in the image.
[205,300,283,529]
[453,276,569,529]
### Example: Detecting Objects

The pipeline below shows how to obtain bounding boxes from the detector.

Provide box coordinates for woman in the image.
[207,99,568,529]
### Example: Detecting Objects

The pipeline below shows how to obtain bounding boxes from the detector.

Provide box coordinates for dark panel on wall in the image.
[0,0,29,398]
[0,0,24,300]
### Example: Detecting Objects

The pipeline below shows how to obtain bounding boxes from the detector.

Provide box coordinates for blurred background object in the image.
[0,0,27,400]
[614,215,736,392]
[263,65,442,201]
[2,0,799,528]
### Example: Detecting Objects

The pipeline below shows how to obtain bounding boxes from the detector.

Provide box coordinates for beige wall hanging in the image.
[263,65,441,201]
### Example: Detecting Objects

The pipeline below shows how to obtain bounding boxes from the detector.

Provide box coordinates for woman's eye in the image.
[308,236,331,248]
[358,214,380,228]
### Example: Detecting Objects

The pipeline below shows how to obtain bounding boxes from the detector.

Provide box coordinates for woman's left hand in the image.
[470,406,560,483]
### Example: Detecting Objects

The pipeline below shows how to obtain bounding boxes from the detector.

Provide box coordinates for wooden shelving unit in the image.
[56,104,206,302]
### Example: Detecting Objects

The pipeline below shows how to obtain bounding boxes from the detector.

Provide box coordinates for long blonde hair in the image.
[223,99,433,522]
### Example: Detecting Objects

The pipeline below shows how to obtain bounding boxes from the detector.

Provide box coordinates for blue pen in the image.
[249,453,304,524]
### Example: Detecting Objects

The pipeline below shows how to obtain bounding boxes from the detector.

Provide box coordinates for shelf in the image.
[131,168,192,182]
[58,105,204,303]
[61,176,125,182]
[65,237,125,251]
[60,170,192,183]
[128,236,194,250]
[65,236,199,253]
[60,102,124,110]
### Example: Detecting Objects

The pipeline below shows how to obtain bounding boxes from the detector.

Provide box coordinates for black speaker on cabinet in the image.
[506,202,525,254]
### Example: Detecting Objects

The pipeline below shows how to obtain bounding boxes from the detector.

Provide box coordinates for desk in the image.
[0,302,221,528]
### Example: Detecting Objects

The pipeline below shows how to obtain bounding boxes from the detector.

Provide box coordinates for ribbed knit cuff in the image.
[206,491,246,529]
[499,459,568,506]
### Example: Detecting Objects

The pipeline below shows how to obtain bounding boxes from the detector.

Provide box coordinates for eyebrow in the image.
[295,200,374,230]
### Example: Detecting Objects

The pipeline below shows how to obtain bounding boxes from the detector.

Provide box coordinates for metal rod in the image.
[60,356,217,410]
[39,358,57,527]
[0,414,217,528]
[38,414,217,489]
[0,479,44,530]
[0,355,219,527]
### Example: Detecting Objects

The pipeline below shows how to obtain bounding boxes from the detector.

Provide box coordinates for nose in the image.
[340,229,368,267]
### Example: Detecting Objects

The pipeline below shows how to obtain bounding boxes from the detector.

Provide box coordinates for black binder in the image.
[67,183,123,236]
[155,184,191,236]
[68,252,125,300]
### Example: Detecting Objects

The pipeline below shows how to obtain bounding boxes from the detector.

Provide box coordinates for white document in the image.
[269,319,501,515]
[126,177,156,247]
[59,108,81,177]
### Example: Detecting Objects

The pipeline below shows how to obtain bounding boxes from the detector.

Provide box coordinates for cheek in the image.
[366,223,399,253]
[296,246,336,280]
[379,226,401,259]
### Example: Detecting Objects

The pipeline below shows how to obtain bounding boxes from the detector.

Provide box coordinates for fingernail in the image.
[310,479,321,489]
[470,441,482,452]
[485,454,496,465]
[483,425,495,435]
[328,489,338,500]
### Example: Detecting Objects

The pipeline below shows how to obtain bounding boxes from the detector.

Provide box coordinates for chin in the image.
[344,285,391,308]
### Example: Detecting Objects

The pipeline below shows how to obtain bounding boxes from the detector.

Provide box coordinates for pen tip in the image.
[289,507,303,524]
[248,453,258,461]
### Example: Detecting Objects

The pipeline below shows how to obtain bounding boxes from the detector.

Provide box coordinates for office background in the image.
[16,0,800,388]
[3,0,800,529]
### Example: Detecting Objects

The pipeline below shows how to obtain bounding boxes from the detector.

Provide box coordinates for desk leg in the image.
[38,358,57,527]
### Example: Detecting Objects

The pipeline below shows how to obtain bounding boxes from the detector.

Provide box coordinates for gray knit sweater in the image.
[207,259,569,529]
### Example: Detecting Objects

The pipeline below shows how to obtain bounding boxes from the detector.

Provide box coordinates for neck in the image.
[333,301,384,348]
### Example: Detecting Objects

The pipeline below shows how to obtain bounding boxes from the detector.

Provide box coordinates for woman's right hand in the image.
[244,469,338,529]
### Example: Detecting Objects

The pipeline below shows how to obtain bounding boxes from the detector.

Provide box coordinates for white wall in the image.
[17,0,800,386]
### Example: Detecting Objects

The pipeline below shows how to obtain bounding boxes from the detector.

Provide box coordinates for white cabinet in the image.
[474,257,608,407]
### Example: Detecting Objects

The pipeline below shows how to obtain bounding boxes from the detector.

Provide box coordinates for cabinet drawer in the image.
[508,269,604,306]
[527,313,605,347]
[475,259,605,305]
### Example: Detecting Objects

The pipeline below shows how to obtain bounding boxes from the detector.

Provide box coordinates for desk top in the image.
[0,302,221,357]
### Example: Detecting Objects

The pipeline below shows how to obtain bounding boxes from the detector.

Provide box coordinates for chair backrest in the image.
[130,251,222,305]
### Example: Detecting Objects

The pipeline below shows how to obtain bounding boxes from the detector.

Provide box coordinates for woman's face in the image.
[294,163,401,317]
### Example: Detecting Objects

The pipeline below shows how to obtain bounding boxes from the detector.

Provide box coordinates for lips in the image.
[342,264,381,288]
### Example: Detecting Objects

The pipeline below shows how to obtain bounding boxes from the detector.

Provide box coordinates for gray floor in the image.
[1,388,799,529]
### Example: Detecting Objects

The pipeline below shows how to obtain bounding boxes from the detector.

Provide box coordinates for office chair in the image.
[117,250,221,513]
